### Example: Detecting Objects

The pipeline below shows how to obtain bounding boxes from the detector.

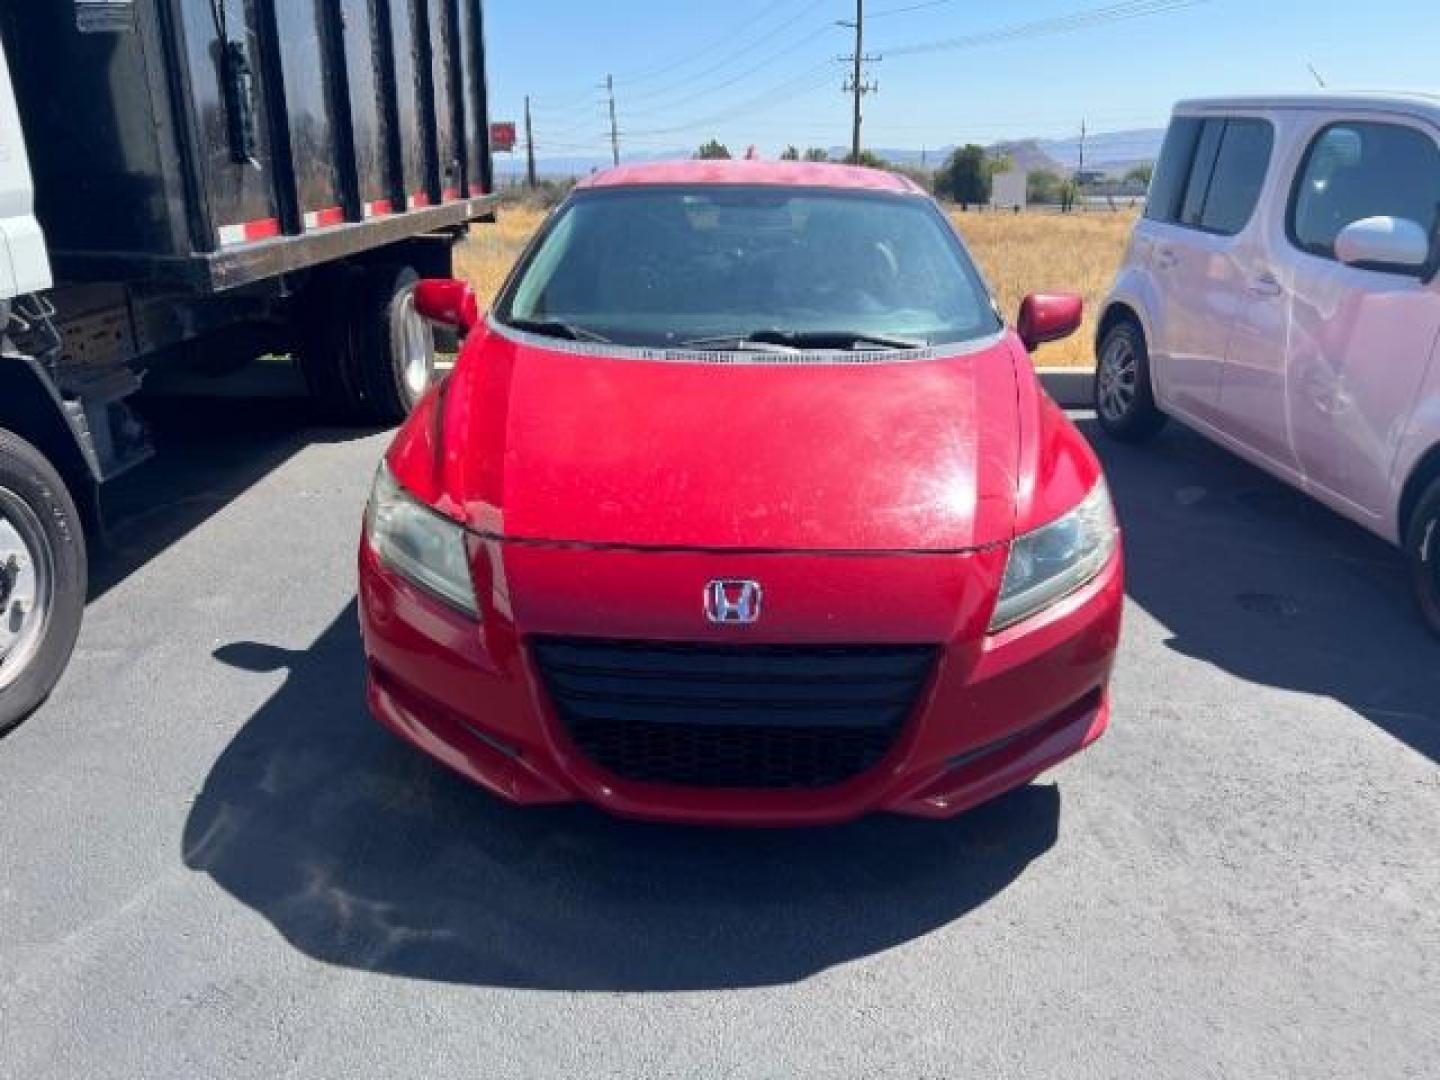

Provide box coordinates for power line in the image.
[626,21,831,119]
[524,0,823,125]
[621,62,840,140]
[620,0,831,107]
[525,86,608,119]
[878,0,1208,57]
[511,3,818,127]
[868,0,958,19]
[609,0,811,86]
[513,0,1202,162]
[514,2,833,135]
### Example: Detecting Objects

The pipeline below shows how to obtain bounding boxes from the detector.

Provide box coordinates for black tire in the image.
[1405,477,1440,639]
[1095,319,1168,444]
[0,430,87,736]
[298,265,368,423]
[353,264,434,426]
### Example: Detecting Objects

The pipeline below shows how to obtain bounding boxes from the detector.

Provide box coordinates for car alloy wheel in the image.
[1097,331,1139,423]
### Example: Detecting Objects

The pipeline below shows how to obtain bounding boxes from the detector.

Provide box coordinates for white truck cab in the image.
[0,43,49,301]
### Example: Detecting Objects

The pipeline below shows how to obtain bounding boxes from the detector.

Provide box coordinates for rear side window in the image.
[1179,121,1226,227]
[1146,116,1274,236]
[1198,120,1275,234]
[1289,121,1440,261]
[1145,118,1202,223]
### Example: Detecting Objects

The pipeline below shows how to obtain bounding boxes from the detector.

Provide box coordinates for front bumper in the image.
[358,538,1122,826]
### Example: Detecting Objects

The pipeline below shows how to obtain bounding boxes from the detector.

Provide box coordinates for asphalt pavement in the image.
[1,397,1437,1078]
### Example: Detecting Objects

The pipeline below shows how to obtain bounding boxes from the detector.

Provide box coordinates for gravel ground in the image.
[1,400,1436,1079]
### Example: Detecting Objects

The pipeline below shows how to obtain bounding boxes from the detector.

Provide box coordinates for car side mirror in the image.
[1335,216,1430,274]
[1017,293,1083,352]
[413,278,481,335]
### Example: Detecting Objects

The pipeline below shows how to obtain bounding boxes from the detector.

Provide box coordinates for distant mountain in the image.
[493,150,686,179]
[986,139,1066,175]
[840,132,1158,177]
[1035,128,1166,172]
[498,126,1167,180]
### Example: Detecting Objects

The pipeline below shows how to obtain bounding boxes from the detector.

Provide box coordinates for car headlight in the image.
[364,462,479,617]
[990,479,1118,632]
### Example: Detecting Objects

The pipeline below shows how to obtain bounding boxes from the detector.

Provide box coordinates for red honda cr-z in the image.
[358,160,1123,826]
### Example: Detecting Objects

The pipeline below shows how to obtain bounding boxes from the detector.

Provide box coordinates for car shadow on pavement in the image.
[1083,419,1440,763]
[187,603,1060,992]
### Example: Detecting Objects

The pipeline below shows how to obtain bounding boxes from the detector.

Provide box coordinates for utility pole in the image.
[849,0,863,162]
[603,74,620,167]
[1078,119,1087,177]
[523,95,536,188]
[838,0,878,163]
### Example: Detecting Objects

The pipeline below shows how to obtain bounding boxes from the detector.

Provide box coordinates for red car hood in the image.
[414,328,1024,553]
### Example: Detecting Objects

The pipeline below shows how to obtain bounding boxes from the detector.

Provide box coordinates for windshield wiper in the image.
[507,318,612,343]
[680,329,925,352]
[674,333,801,353]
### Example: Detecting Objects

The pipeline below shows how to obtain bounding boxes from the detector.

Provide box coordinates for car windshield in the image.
[495,185,1001,349]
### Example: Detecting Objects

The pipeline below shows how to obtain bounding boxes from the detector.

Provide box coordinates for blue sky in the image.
[483,0,1437,163]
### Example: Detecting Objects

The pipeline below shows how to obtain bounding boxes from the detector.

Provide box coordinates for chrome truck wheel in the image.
[395,285,436,403]
[0,487,55,694]
[0,430,87,736]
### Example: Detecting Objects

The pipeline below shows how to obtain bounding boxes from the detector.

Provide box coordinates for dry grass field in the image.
[455,204,1138,367]
[952,209,1137,366]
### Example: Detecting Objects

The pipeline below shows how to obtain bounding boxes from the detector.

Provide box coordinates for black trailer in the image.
[0,0,494,732]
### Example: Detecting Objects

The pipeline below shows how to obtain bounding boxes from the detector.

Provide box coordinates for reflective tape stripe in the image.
[217,218,281,247]
[217,186,477,245]
[303,206,345,230]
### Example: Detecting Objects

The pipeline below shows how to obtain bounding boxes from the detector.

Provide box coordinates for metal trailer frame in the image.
[1,0,496,295]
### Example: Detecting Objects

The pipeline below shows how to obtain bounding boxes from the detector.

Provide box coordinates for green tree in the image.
[780,145,801,161]
[1059,177,1080,213]
[888,163,935,193]
[695,139,731,160]
[843,149,888,168]
[937,144,991,205]
[803,147,830,162]
[985,153,1016,179]
[1125,163,1155,187]
[1027,168,1063,204]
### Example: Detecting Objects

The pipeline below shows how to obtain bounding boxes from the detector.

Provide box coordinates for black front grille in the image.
[531,638,938,790]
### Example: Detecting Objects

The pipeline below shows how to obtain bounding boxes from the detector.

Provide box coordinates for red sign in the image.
[490,122,517,153]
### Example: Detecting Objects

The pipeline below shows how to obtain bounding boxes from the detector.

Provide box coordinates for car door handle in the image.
[1248,272,1283,298]
[1154,248,1179,270]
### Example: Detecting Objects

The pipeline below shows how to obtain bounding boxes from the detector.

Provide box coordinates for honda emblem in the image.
[704,580,763,625]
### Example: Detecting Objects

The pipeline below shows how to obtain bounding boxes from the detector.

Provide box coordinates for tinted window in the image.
[1145,118,1202,223]
[497,187,1002,349]
[1198,120,1274,234]
[1179,120,1225,227]
[1290,121,1440,261]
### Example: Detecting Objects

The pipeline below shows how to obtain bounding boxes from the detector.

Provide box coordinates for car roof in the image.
[1174,92,1440,125]
[575,159,926,195]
